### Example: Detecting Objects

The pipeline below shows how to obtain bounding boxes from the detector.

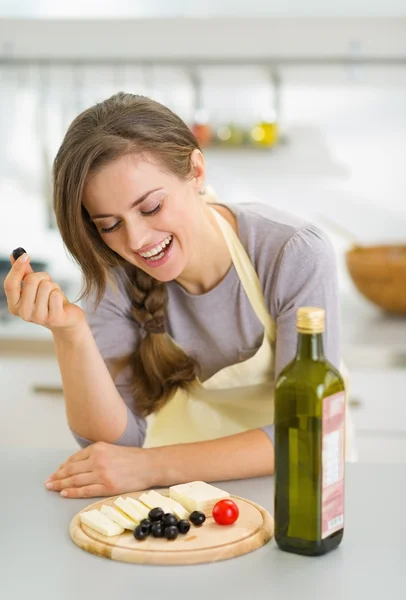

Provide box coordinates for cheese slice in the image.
[80,509,124,536]
[139,490,178,516]
[125,496,150,519]
[114,496,147,523]
[163,496,190,520]
[169,481,230,514]
[101,504,137,530]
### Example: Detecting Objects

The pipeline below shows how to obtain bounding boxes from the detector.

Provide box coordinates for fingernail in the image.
[12,247,27,261]
[45,482,54,490]
[44,478,51,483]
[19,253,29,263]
[60,490,68,497]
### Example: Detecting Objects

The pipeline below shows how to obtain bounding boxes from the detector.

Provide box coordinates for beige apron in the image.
[144,205,355,460]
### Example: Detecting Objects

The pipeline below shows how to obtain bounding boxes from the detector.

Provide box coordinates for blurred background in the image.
[1,1,406,461]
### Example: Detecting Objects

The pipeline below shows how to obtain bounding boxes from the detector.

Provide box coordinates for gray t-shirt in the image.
[72,202,340,448]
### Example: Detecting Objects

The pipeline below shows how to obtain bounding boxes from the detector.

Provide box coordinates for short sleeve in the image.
[271,224,341,377]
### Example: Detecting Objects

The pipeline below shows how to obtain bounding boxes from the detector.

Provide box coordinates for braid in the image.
[123,265,199,417]
[129,267,165,328]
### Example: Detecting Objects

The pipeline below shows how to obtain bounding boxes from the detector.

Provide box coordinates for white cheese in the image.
[139,490,178,515]
[169,481,230,513]
[163,496,190,520]
[101,504,137,530]
[125,496,150,519]
[114,496,148,523]
[80,509,124,537]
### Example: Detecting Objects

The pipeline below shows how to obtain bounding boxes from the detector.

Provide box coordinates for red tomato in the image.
[212,499,239,525]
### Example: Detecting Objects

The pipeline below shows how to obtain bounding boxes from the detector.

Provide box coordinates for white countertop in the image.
[3,451,405,600]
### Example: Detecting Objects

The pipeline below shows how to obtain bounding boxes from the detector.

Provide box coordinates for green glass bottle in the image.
[274,307,345,556]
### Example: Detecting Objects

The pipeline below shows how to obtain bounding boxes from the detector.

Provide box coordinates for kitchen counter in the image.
[3,449,404,600]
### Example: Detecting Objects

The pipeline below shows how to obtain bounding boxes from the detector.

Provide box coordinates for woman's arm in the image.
[53,324,129,443]
[46,429,274,497]
[147,428,274,487]
[55,271,146,447]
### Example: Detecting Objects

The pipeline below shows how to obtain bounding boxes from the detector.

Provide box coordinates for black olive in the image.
[139,518,152,535]
[12,247,27,261]
[189,511,206,526]
[162,513,178,528]
[133,525,148,540]
[164,525,178,540]
[149,507,165,522]
[151,521,164,537]
[177,519,191,534]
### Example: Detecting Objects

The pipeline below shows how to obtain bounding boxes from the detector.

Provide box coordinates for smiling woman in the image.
[4,92,343,499]
[53,94,213,417]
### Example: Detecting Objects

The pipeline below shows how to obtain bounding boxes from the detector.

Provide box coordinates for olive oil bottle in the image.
[274,307,345,556]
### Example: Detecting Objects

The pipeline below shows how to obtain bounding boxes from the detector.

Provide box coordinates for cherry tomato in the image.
[212,499,239,525]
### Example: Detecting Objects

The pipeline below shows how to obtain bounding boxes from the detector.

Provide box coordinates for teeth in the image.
[148,251,165,261]
[140,235,172,258]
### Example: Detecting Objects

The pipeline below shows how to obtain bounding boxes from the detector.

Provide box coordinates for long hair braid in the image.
[122,265,199,416]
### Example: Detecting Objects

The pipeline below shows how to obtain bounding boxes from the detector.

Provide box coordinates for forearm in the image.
[147,428,274,487]
[52,323,128,442]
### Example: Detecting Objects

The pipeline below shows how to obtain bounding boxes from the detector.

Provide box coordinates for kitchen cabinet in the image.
[348,368,406,434]
[0,354,76,449]
[356,437,406,464]
[348,367,406,464]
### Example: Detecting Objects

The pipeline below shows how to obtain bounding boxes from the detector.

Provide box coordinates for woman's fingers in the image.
[60,484,108,499]
[3,253,34,314]
[6,250,85,333]
[34,281,62,324]
[48,288,65,325]
[31,280,61,324]
[66,448,90,464]
[47,457,92,484]
[47,471,97,493]
[47,448,90,479]
[17,273,53,322]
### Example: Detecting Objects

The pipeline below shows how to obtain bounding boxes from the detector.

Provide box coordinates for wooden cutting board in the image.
[70,489,274,565]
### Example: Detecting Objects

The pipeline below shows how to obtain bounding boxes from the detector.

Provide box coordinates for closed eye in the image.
[100,200,165,234]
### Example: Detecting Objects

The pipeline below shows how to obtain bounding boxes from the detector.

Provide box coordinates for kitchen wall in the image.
[1,13,406,460]
[1,61,406,293]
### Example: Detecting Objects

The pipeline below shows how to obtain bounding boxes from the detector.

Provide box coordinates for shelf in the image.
[0,17,405,63]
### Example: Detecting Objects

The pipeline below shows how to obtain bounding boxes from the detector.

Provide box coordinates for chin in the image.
[137,261,185,284]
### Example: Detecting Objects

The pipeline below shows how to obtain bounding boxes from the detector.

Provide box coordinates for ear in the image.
[190,149,206,192]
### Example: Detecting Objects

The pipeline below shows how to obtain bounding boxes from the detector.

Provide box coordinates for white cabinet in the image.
[355,437,406,464]
[348,367,406,464]
[0,354,77,450]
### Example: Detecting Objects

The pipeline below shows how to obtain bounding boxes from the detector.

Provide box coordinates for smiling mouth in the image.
[137,235,173,262]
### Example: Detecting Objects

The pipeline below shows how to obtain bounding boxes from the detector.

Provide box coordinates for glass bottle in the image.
[274,307,345,556]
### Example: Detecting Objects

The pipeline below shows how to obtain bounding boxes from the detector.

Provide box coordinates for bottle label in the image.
[322,391,345,539]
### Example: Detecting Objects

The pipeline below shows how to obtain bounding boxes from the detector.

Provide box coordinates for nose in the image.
[126,216,152,253]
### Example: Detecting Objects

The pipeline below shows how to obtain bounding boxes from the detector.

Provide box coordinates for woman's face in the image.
[83,151,205,283]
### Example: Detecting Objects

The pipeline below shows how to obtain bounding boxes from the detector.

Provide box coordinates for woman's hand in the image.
[45,442,154,498]
[4,252,86,336]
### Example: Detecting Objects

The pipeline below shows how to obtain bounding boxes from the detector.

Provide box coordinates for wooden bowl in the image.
[346,245,406,315]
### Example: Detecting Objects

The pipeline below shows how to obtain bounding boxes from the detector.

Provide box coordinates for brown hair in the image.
[53,92,201,416]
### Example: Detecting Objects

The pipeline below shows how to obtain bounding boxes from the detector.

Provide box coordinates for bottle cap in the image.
[296,307,325,334]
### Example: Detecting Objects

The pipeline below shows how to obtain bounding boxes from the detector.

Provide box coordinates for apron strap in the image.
[210,207,276,341]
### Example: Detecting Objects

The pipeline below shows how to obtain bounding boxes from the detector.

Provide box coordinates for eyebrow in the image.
[90,188,164,220]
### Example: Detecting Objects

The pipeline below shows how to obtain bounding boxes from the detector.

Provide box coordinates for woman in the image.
[4,92,342,499]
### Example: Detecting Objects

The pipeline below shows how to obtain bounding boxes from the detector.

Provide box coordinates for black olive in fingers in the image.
[12,247,27,260]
